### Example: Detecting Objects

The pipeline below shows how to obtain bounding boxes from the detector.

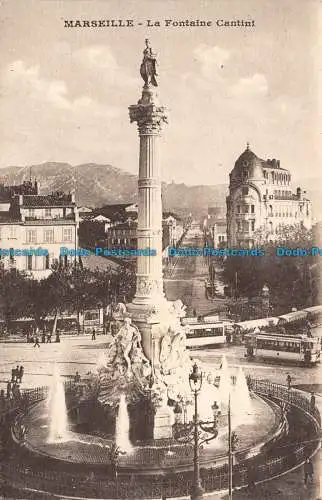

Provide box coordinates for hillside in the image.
[0,163,227,217]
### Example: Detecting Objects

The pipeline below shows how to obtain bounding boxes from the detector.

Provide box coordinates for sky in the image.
[0,0,321,186]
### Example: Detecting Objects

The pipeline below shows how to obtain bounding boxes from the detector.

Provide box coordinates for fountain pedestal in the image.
[154,405,174,439]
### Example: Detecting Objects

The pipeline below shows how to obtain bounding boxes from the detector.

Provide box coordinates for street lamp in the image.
[189,363,204,500]
[173,363,219,500]
[227,396,239,500]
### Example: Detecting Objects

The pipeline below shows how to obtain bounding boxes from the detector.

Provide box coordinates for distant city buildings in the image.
[226,144,312,248]
[0,180,78,279]
[206,205,227,247]
[79,203,185,256]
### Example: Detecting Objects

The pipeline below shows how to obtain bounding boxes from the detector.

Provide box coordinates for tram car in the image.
[182,315,233,348]
[244,331,321,365]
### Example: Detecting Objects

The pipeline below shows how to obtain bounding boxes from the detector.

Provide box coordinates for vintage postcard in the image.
[0,1,321,499]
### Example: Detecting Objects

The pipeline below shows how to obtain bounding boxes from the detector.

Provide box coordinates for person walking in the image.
[18,366,24,383]
[33,336,40,348]
[6,381,12,399]
[304,457,314,487]
[286,374,292,390]
[91,329,96,341]
[11,367,16,382]
[15,365,20,382]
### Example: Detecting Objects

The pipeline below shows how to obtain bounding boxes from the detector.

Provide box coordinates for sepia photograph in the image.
[0,1,321,499]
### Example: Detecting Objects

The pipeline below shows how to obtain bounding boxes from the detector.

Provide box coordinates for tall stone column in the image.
[127,41,169,365]
[129,86,167,307]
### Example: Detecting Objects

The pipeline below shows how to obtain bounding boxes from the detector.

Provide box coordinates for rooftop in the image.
[20,193,75,207]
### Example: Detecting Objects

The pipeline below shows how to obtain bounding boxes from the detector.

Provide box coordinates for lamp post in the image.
[189,363,204,500]
[227,395,239,500]
[173,363,219,500]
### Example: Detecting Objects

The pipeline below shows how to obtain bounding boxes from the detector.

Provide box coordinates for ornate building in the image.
[226,144,312,247]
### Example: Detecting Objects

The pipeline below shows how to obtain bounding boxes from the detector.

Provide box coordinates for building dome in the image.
[231,144,264,183]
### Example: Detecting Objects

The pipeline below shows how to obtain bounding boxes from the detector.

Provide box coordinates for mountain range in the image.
[0,162,320,221]
[0,162,227,218]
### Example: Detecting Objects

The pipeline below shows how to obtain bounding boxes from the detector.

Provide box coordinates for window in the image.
[251,221,255,231]
[27,255,33,270]
[8,226,16,238]
[244,205,249,213]
[251,205,255,214]
[43,230,54,244]
[26,230,37,244]
[45,208,51,218]
[62,227,73,242]
[242,187,249,195]
[28,208,35,217]
[237,205,241,213]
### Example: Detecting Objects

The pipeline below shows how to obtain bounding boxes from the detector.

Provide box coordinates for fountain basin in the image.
[22,394,283,474]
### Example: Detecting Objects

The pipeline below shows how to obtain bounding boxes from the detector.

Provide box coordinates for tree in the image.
[0,265,30,329]
[223,224,315,310]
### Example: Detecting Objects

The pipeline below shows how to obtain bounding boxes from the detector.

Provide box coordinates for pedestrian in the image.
[247,465,256,490]
[92,328,96,341]
[18,366,24,383]
[0,389,5,405]
[74,371,81,383]
[46,333,52,343]
[33,336,40,348]
[11,367,16,382]
[14,384,21,400]
[310,392,316,411]
[6,381,12,399]
[41,332,46,343]
[286,374,292,390]
[15,365,20,382]
[304,457,313,487]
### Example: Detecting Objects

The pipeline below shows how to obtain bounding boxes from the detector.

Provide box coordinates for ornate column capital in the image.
[129,102,167,136]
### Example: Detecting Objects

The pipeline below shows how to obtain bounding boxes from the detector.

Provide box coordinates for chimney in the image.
[296,187,302,199]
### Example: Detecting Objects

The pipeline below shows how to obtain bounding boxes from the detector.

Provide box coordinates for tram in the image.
[244,331,321,365]
[183,317,232,348]
[304,305,322,327]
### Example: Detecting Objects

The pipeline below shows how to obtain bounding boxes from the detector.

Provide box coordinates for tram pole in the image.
[228,395,233,500]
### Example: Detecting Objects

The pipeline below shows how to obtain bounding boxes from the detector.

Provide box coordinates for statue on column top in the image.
[140,39,158,87]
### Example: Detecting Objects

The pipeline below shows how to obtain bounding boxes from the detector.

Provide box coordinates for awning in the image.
[235,317,278,331]
[303,305,322,315]
[278,311,308,323]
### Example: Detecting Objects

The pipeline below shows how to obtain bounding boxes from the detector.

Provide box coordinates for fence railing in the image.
[1,378,320,499]
[251,379,321,426]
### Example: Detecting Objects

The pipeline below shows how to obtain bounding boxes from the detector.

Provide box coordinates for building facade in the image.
[0,181,78,279]
[226,145,312,247]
